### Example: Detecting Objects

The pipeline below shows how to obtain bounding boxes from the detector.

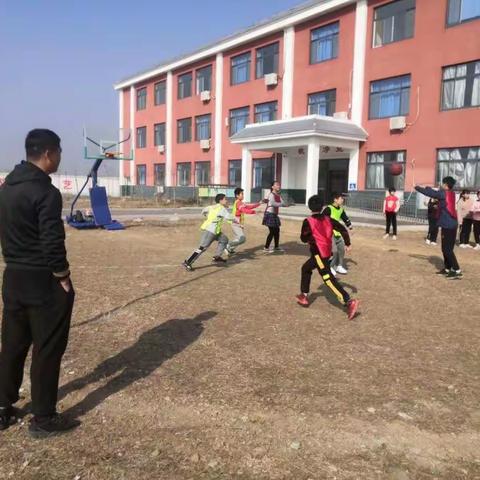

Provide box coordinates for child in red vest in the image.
[296,195,359,320]
[383,188,400,240]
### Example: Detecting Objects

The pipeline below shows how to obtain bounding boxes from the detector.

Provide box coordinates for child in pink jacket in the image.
[470,190,480,250]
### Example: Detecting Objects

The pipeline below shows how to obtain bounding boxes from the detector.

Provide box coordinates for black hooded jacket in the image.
[0,161,69,277]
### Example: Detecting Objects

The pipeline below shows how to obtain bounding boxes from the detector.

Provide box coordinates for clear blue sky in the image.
[0,0,302,176]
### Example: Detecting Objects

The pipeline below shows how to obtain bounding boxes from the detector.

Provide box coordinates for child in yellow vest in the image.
[323,192,352,275]
[182,194,234,271]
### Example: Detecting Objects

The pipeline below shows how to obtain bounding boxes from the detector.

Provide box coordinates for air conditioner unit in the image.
[200,90,211,102]
[333,111,348,119]
[157,145,165,153]
[390,116,406,130]
[264,73,278,87]
[200,139,211,150]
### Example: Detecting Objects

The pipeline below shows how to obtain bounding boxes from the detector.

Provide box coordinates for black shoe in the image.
[212,256,227,263]
[182,261,193,271]
[446,270,463,280]
[0,406,17,431]
[29,413,81,439]
[435,269,449,275]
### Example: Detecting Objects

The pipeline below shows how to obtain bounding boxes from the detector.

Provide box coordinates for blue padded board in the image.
[90,186,125,230]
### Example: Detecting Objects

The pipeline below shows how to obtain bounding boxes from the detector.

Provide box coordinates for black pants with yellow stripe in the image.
[301,254,350,305]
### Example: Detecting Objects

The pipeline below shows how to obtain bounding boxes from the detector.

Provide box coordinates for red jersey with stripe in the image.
[445,190,457,220]
[307,216,334,258]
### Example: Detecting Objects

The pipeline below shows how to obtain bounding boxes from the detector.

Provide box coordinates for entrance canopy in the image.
[230,114,367,147]
[230,115,368,204]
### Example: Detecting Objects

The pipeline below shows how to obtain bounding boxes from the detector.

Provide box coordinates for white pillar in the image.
[129,85,136,184]
[282,26,295,120]
[348,145,359,191]
[306,141,320,205]
[241,147,253,202]
[351,0,368,124]
[118,90,124,185]
[281,154,294,189]
[166,71,174,187]
[214,52,224,184]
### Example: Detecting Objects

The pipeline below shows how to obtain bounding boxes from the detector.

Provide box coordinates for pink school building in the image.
[114,0,479,204]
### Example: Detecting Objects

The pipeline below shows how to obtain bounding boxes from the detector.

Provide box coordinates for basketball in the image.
[389,163,403,176]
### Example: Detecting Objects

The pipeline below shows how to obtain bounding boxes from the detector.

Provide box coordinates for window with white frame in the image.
[196,65,212,94]
[178,72,192,99]
[447,0,480,26]
[136,165,147,185]
[373,0,415,47]
[256,43,279,78]
[231,52,251,85]
[310,22,339,63]
[195,162,211,186]
[369,75,411,119]
[442,60,480,110]
[229,106,249,136]
[308,89,336,116]
[177,118,192,143]
[437,147,480,189]
[154,81,166,105]
[154,163,165,186]
[177,163,191,186]
[195,114,211,141]
[366,151,406,190]
[136,126,147,148]
[136,88,147,110]
[254,102,277,123]
[229,160,242,186]
[154,123,166,146]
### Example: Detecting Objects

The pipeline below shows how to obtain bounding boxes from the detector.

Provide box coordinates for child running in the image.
[323,192,353,275]
[182,194,234,271]
[262,181,287,253]
[383,188,400,240]
[415,176,462,279]
[296,194,359,320]
[225,187,262,255]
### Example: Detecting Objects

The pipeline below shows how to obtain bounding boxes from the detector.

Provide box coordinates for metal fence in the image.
[345,192,428,223]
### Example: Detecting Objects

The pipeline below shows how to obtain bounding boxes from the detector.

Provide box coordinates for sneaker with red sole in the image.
[347,299,359,320]
[295,294,309,307]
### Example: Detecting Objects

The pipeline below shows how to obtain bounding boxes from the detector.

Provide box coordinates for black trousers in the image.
[441,228,460,271]
[301,254,350,305]
[474,220,480,244]
[385,212,397,235]
[459,219,473,244]
[427,217,439,243]
[265,227,280,249]
[0,269,74,416]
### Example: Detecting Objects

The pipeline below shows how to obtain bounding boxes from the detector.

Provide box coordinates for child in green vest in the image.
[182,193,234,271]
[323,192,352,275]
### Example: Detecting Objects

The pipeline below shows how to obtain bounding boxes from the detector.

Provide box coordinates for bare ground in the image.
[0,216,479,480]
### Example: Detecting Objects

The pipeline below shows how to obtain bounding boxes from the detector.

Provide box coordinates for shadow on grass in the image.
[74,241,307,329]
[310,280,359,312]
[408,253,444,271]
[59,311,216,418]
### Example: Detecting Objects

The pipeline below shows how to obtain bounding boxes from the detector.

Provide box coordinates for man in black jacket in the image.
[0,129,79,438]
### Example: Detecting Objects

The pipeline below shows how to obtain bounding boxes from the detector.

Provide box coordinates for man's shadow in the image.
[58,311,216,418]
